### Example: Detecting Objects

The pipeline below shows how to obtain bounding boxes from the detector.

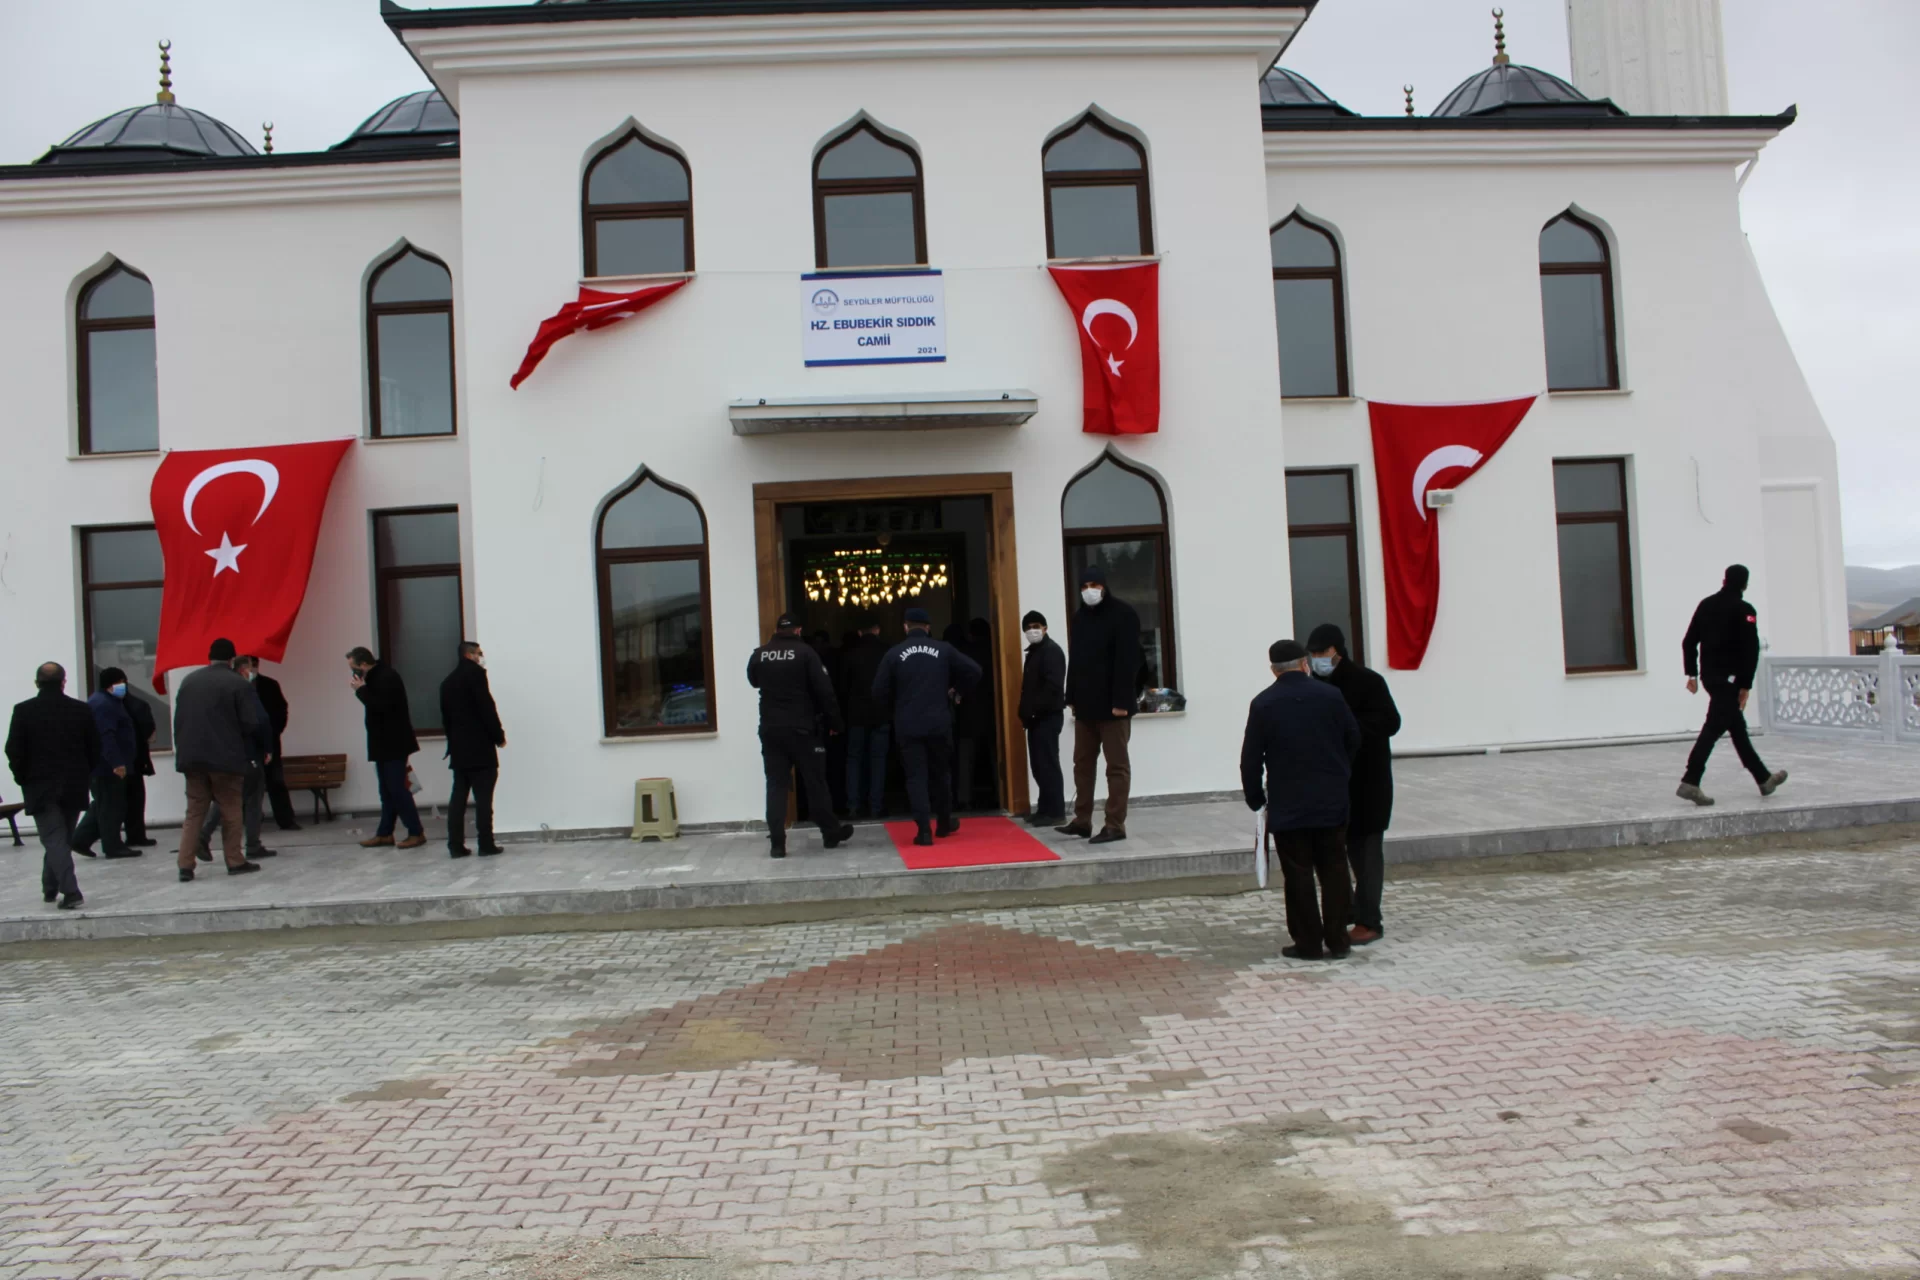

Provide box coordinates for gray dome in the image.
[332,90,458,153]
[37,102,257,166]
[1259,67,1356,116]
[1431,63,1618,118]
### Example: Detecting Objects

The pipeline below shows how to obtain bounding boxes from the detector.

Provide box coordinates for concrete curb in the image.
[6,795,1917,945]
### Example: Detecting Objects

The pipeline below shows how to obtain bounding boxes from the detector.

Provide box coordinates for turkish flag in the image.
[509,279,689,389]
[1367,397,1536,670]
[1047,262,1160,435]
[148,439,352,690]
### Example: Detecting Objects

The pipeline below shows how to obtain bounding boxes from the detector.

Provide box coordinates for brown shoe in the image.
[1348,925,1384,947]
[359,835,395,848]
[395,834,427,849]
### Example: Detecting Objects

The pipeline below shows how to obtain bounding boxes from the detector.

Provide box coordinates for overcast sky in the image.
[4,0,1913,567]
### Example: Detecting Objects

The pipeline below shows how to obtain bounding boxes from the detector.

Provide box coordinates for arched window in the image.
[813,120,926,269]
[582,129,693,277]
[1043,115,1152,260]
[76,262,158,454]
[1061,453,1176,698]
[1540,211,1618,391]
[1270,213,1348,398]
[367,247,456,439]
[596,471,714,736]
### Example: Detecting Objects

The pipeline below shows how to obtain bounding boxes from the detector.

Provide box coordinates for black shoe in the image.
[913,825,935,847]
[1326,948,1352,961]
[1054,822,1093,838]
[196,847,213,863]
[449,847,472,859]
[58,893,84,911]
[935,817,960,838]
[823,824,857,849]
[1281,945,1328,961]
[103,848,143,859]
[228,861,262,875]
[478,845,504,856]
[43,890,57,904]
[178,868,194,882]
[277,822,303,832]
[75,846,97,858]
[1088,828,1127,845]
[248,848,277,859]
[769,845,787,859]
[128,838,159,847]
[1027,811,1065,827]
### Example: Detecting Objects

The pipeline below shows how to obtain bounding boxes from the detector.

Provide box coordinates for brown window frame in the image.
[78,522,171,749]
[595,473,717,739]
[581,129,695,278]
[1540,211,1619,392]
[811,120,928,270]
[1270,213,1350,399]
[1552,458,1637,674]
[1283,468,1364,661]
[76,263,156,456]
[366,247,457,440]
[1042,115,1154,261]
[371,505,464,736]
[1060,453,1178,697]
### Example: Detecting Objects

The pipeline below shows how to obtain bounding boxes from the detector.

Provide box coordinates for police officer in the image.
[872,607,982,847]
[748,613,855,859]
[1678,564,1787,805]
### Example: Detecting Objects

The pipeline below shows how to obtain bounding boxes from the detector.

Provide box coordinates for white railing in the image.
[1759,649,1920,745]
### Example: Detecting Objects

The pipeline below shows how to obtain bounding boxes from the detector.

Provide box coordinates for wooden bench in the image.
[0,792,22,847]
[280,754,349,823]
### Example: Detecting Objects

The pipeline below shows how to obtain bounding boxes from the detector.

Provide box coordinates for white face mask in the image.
[476,656,487,669]
[109,683,128,698]
[1081,587,1104,607]
[1024,628,1045,645]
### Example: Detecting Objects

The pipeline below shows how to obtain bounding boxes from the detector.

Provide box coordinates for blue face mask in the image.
[1309,656,1337,678]
[109,683,128,698]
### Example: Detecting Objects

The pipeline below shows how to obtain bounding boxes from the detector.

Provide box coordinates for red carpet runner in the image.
[885,815,1063,870]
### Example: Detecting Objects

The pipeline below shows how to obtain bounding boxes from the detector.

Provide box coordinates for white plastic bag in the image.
[1253,809,1268,889]
[406,767,422,795]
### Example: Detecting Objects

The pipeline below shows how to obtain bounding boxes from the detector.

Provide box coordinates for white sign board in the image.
[801,270,946,367]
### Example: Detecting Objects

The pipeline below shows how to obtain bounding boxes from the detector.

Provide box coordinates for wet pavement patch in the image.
[1721,1118,1791,1144]
[558,922,1229,1083]
[340,1077,450,1102]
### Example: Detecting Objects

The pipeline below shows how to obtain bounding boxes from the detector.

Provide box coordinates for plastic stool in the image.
[631,778,679,842]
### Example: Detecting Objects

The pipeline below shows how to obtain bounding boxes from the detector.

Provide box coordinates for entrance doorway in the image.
[753,473,1028,816]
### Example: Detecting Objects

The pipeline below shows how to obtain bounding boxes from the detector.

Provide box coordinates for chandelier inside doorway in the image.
[803,547,950,608]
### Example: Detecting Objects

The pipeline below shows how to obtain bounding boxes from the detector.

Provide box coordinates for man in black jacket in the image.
[1061,564,1143,845]
[172,639,265,879]
[838,618,891,818]
[6,662,100,909]
[197,657,277,863]
[348,646,424,849]
[72,666,138,860]
[252,667,300,831]
[1679,564,1787,805]
[122,689,159,846]
[749,614,854,859]
[1018,610,1067,826]
[440,641,507,859]
[1307,625,1401,946]
[873,607,982,846]
[1242,640,1362,961]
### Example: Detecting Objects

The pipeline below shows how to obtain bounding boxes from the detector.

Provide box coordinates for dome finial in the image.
[156,40,175,105]
[1492,8,1509,66]
[1403,84,1415,116]
[262,122,274,154]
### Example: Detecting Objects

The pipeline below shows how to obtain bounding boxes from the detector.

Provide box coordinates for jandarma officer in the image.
[748,613,856,859]
[872,607,982,847]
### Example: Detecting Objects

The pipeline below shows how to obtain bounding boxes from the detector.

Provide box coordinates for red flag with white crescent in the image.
[148,439,352,690]
[1367,397,1536,670]
[1047,262,1160,435]
[509,279,689,389]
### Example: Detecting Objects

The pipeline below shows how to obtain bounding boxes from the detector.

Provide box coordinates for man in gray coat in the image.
[172,638,264,881]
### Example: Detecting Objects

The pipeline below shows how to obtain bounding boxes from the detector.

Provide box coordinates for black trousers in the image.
[1347,828,1385,932]
[898,732,954,828]
[123,770,149,843]
[761,727,837,850]
[448,767,498,851]
[31,795,83,899]
[1026,713,1065,818]
[1272,824,1352,956]
[1683,685,1770,786]
[264,754,299,829]
[72,774,129,856]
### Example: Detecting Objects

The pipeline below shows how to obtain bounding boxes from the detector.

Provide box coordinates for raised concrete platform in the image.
[5,734,1915,943]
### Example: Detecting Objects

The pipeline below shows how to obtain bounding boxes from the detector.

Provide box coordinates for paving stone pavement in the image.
[2,836,1917,1280]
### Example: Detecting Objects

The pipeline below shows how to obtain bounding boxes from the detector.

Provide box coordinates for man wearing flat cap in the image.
[749,613,854,859]
[873,607,981,846]
[1241,638,1362,960]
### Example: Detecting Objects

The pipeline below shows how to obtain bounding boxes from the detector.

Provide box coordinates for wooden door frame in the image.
[752,472,1029,815]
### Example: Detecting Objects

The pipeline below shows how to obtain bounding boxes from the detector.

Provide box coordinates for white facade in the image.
[0,0,1842,831]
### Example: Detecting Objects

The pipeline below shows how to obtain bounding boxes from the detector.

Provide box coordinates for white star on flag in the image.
[205,532,247,576]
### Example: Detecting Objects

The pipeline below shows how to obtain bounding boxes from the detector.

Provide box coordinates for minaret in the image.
[1564,0,1729,115]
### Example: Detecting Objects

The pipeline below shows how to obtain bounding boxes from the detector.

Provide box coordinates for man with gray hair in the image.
[1240,639,1361,961]
[5,662,101,909]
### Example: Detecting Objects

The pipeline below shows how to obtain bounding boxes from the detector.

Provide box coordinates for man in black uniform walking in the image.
[1678,564,1787,805]
[6,662,100,910]
[749,614,855,859]
[873,607,982,846]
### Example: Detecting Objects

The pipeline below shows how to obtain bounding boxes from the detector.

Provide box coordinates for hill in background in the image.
[1847,564,1920,626]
